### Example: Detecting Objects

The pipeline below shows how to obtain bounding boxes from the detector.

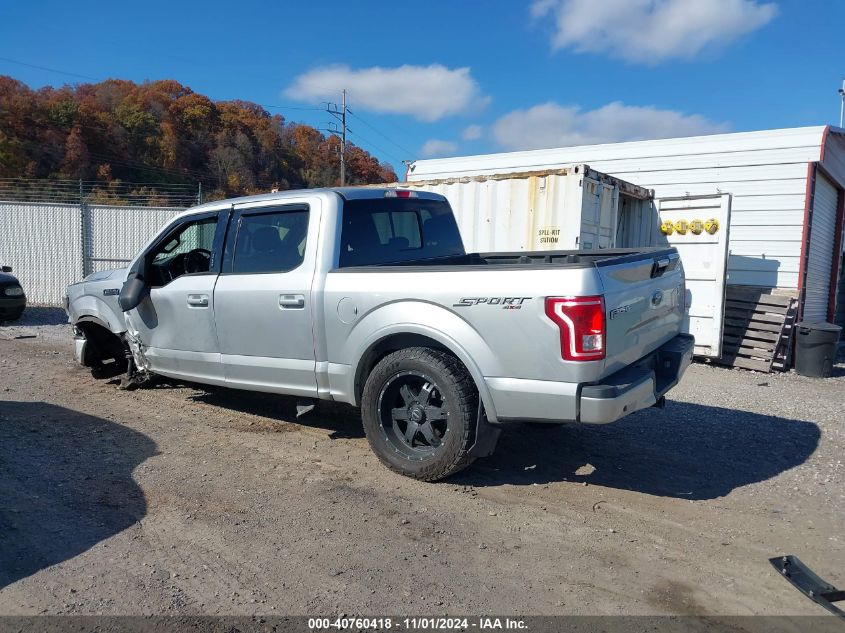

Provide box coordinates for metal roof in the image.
[408,126,834,180]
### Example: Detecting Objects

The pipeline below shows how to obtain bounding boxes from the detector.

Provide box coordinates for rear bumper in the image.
[579,334,694,424]
[486,333,694,424]
[0,296,26,318]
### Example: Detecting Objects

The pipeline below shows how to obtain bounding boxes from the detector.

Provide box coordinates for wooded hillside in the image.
[0,76,397,198]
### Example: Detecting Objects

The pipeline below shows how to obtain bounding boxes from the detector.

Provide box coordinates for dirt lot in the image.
[0,309,843,617]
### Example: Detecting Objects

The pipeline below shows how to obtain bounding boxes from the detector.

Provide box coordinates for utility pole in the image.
[326,89,348,185]
[839,79,845,128]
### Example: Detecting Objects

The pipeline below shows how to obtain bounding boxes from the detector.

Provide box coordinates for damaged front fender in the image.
[123,315,151,374]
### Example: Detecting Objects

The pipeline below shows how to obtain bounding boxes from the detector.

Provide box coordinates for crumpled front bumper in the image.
[73,329,88,366]
[579,333,694,424]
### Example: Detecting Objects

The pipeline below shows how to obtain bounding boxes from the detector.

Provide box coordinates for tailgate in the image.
[596,249,685,376]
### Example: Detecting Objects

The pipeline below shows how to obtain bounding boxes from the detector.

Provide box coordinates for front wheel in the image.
[361,347,479,481]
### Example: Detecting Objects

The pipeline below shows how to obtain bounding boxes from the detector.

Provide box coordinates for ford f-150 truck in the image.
[66,187,693,480]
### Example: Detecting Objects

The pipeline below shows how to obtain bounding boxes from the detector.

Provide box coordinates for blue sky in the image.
[1,0,844,173]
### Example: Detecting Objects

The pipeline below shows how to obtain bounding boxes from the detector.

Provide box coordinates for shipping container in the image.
[407,126,845,333]
[398,165,652,252]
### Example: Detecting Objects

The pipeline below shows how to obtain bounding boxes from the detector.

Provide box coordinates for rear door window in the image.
[228,208,309,274]
[339,198,463,267]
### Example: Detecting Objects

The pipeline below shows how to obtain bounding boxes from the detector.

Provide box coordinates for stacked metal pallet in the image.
[718,287,799,373]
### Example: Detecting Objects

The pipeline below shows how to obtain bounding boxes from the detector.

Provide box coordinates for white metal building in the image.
[408,126,845,326]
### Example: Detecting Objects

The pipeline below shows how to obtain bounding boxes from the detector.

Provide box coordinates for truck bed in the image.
[332,247,677,271]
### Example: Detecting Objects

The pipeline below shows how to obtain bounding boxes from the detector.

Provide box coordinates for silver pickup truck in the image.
[66,187,693,480]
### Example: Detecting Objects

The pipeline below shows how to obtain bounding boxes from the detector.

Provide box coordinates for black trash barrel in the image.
[794,322,842,378]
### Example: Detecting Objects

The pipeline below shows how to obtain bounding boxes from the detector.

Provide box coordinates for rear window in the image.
[339,198,464,267]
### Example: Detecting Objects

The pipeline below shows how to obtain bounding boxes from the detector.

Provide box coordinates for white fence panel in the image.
[0,202,84,305]
[87,205,184,273]
[0,200,185,306]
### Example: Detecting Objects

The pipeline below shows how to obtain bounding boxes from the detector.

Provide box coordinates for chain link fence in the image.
[0,200,187,305]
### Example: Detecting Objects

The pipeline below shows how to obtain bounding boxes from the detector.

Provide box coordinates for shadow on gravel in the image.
[0,401,156,590]
[1,306,68,326]
[454,402,820,499]
[187,387,365,439]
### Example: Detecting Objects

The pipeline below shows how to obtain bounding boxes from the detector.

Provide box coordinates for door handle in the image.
[187,294,209,307]
[279,294,305,309]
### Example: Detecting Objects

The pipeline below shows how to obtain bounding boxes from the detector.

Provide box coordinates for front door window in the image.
[148,217,218,286]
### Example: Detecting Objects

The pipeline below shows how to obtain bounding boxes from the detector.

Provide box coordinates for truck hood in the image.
[84,267,128,282]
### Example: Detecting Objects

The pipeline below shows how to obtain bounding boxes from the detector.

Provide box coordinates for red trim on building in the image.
[796,162,817,322]
[820,124,830,162]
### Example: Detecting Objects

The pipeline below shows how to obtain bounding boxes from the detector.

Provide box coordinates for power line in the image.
[86,152,214,182]
[260,103,324,112]
[341,88,419,143]
[0,56,100,81]
[346,110,414,158]
[346,128,404,164]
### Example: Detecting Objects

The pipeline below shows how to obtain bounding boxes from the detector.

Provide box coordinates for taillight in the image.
[545,296,606,361]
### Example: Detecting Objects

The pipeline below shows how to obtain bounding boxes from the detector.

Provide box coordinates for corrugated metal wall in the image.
[836,255,845,333]
[0,201,184,305]
[803,171,839,322]
[409,127,830,291]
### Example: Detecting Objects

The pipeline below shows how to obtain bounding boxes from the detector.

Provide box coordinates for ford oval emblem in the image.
[651,289,664,306]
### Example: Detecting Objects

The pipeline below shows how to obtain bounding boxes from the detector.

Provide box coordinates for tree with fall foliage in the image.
[0,76,397,199]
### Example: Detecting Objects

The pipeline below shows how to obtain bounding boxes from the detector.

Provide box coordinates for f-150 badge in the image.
[609,304,631,320]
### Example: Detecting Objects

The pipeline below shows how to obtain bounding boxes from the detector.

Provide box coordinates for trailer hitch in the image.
[770,555,845,618]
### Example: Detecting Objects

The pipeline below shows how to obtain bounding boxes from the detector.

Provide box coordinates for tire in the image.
[361,347,479,481]
[4,308,24,322]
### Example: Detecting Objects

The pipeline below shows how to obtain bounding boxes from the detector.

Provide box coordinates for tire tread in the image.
[361,347,478,481]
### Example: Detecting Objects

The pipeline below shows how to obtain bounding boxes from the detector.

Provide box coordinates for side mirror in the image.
[118,275,147,312]
[1,266,11,273]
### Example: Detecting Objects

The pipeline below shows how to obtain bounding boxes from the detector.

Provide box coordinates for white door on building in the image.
[656,194,732,358]
[803,170,839,323]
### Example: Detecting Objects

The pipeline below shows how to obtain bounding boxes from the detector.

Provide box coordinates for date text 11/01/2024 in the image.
[308,617,527,630]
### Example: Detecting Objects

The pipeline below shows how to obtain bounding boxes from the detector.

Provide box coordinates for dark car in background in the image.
[0,265,26,321]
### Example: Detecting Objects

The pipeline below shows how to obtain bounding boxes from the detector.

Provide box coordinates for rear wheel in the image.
[361,347,479,481]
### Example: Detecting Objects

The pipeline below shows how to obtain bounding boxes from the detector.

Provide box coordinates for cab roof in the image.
[181,186,446,218]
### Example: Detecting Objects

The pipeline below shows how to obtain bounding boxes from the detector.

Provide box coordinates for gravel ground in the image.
[0,307,843,618]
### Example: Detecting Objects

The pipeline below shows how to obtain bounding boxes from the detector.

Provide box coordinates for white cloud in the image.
[531,0,778,63]
[284,64,488,122]
[421,139,459,158]
[461,124,483,141]
[492,101,730,150]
